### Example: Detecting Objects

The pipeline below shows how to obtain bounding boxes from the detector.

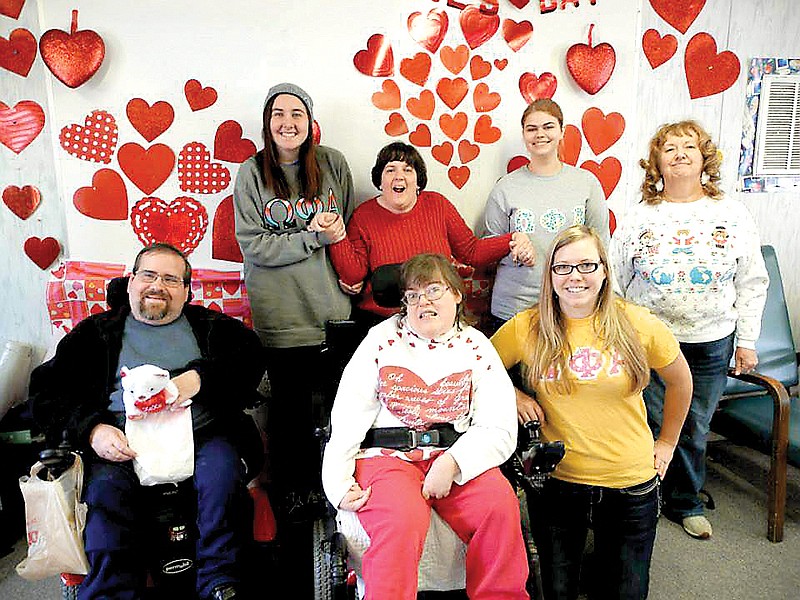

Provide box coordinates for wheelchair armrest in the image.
[38,430,76,478]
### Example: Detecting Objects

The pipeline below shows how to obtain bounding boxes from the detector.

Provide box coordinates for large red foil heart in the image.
[519,72,557,103]
[502,19,533,53]
[0,100,44,154]
[354,33,394,77]
[642,29,677,69]
[581,157,621,199]
[73,168,128,220]
[0,0,26,19]
[178,142,231,194]
[184,79,217,111]
[581,107,625,156]
[560,124,582,166]
[459,5,499,50]
[566,25,616,95]
[39,10,105,88]
[126,98,174,143]
[650,0,706,34]
[118,142,175,195]
[130,196,208,255]
[408,8,448,53]
[214,120,256,163]
[436,77,469,110]
[400,52,432,87]
[684,32,740,100]
[212,195,243,263]
[3,184,40,219]
[59,110,118,163]
[0,28,37,77]
[24,236,61,270]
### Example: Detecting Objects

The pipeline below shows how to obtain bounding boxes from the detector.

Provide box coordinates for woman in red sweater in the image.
[328,142,534,328]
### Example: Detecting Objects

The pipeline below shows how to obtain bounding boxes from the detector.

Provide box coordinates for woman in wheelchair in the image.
[491,225,693,600]
[322,253,530,599]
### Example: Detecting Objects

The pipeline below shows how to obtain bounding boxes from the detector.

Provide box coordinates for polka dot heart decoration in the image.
[59,110,118,164]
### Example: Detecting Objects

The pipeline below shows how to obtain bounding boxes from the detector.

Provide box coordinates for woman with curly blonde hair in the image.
[611,120,769,541]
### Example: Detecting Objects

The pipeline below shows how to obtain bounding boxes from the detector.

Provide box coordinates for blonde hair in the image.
[640,120,722,204]
[526,225,649,394]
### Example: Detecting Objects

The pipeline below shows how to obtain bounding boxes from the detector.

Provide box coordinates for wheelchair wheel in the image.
[313,517,333,600]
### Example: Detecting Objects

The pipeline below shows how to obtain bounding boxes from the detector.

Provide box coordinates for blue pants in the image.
[530,476,660,600]
[644,333,734,519]
[79,436,249,600]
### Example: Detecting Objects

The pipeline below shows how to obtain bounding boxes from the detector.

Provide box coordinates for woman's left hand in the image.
[422,453,460,499]
[509,232,536,267]
[734,346,758,375]
[338,279,364,295]
[653,438,676,479]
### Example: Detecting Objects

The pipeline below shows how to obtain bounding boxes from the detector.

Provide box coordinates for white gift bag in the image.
[126,408,195,485]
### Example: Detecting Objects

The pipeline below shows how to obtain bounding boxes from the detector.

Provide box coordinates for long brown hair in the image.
[640,120,722,205]
[526,226,649,394]
[259,95,321,200]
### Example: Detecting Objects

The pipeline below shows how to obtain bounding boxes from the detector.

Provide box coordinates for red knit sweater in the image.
[329,191,512,316]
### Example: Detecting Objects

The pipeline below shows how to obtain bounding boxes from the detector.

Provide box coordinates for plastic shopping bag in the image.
[16,453,89,581]
[126,408,195,485]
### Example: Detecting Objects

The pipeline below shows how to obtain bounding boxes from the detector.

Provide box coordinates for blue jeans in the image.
[644,333,735,520]
[530,476,660,600]
[80,436,249,600]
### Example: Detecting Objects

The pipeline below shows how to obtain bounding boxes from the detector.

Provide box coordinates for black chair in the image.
[711,245,799,542]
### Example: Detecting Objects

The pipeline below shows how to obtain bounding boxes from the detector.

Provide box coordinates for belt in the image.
[361,424,462,451]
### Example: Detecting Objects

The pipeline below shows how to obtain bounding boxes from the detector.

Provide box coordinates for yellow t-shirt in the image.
[491,301,679,488]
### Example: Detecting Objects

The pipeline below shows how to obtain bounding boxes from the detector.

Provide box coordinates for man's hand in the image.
[89,423,137,462]
[339,483,371,512]
[172,370,200,407]
[338,279,364,295]
[734,346,758,375]
[422,453,460,499]
[310,212,345,245]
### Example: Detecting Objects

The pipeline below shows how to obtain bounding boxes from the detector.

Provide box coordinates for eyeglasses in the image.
[551,262,602,276]
[403,284,448,306]
[134,270,186,288]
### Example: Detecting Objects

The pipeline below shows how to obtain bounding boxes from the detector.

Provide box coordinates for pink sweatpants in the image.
[354,456,529,600]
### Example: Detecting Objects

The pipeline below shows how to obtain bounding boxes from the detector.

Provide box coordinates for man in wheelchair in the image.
[29,243,265,600]
[321,254,530,599]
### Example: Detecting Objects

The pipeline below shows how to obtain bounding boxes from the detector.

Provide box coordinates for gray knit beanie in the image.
[263,82,313,121]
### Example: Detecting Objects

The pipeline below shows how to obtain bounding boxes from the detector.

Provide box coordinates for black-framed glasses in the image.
[551,262,602,276]
[134,270,186,288]
[403,284,448,306]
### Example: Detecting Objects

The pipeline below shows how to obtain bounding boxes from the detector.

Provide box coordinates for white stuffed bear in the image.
[120,364,189,420]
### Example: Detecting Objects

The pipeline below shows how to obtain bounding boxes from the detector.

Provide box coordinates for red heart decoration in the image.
[212,195,243,263]
[0,0,25,19]
[312,120,321,145]
[507,156,529,173]
[519,72,557,104]
[581,108,625,156]
[385,112,408,137]
[440,45,469,75]
[560,124,582,166]
[184,79,217,111]
[457,139,480,164]
[566,25,616,95]
[73,168,127,220]
[354,34,394,77]
[459,5,499,50]
[39,10,104,88]
[508,0,530,7]
[642,29,677,69]
[650,0,706,34]
[406,90,436,121]
[222,280,241,296]
[409,124,432,147]
[214,120,256,163]
[178,142,231,194]
[0,28,36,77]
[0,100,44,154]
[608,208,617,236]
[126,98,174,143]
[473,82,501,113]
[448,166,470,190]
[474,115,501,144]
[431,141,454,166]
[130,196,208,255]
[581,157,621,199]
[439,112,468,141]
[400,52,431,87]
[59,109,118,164]
[24,236,61,270]
[502,19,533,52]
[684,32,740,100]
[3,184,40,219]
[118,142,175,195]
[371,79,401,110]
[436,77,469,110]
[406,90,435,120]
[494,58,508,71]
[407,9,448,53]
[469,55,491,80]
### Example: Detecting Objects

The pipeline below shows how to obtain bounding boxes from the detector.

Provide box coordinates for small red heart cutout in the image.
[184,79,217,111]
[448,166,470,189]
[440,45,469,75]
[502,19,533,52]
[472,83,501,113]
[507,156,529,173]
[59,110,118,164]
[580,157,621,199]
[178,142,231,194]
[459,5,499,50]
[400,52,432,87]
[0,28,37,77]
[474,115,501,144]
[371,79,402,110]
[494,58,508,71]
[73,168,128,220]
[3,184,40,219]
[384,112,408,137]
[684,32,740,99]
[470,55,491,80]
[118,142,175,195]
[0,99,45,154]
[24,236,61,270]
[212,195,243,263]
[560,124,582,166]
[354,34,394,77]
[213,120,256,163]
[432,142,454,166]
[519,72,557,104]
[650,0,706,34]
[407,8,448,53]
[406,90,436,120]
[581,108,625,156]
[126,98,174,143]
[409,124,432,147]
[642,29,677,69]
[436,77,469,110]
[0,0,25,19]
[439,112,468,141]
[457,139,480,164]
